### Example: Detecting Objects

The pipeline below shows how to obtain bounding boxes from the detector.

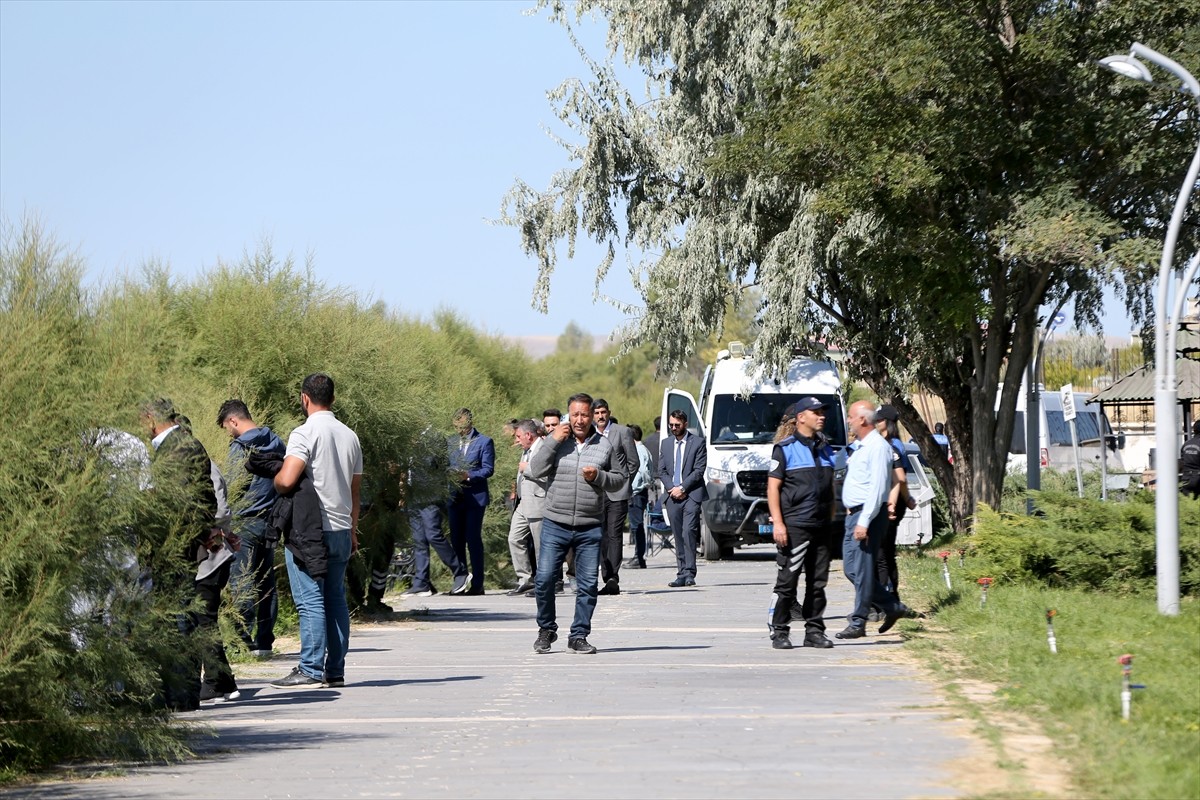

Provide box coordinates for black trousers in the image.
[164,560,236,710]
[874,508,904,604]
[770,523,831,635]
[600,496,629,586]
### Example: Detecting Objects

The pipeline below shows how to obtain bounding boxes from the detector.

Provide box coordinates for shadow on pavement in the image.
[601,645,712,653]
[353,676,484,688]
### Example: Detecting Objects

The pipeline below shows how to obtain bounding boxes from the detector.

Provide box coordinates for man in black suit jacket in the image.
[658,409,707,587]
[592,399,638,595]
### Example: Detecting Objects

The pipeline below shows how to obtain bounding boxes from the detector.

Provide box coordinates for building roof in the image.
[1089,356,1200,405]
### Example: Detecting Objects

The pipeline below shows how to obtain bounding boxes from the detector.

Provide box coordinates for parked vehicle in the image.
[1005,386,1125,474]
[660,342,848,560]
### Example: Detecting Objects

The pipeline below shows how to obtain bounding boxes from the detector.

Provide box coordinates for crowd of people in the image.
[125,376,973,705]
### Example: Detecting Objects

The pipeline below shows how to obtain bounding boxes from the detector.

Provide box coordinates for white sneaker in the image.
[448,574,472,595]
[401,588,434,598]
[222,690,242,702]
[249,649,273,660]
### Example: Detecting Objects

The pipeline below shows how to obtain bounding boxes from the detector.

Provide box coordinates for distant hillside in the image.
[504,334,610,359]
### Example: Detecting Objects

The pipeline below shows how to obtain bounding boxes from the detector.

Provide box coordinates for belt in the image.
[845,505,863,515]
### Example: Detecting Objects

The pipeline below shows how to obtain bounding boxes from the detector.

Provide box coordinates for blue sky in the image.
[1,0,1135,341]
[0,0,637,339]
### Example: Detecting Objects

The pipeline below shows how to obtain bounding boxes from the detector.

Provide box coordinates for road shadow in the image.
[212,690,342,708]
[411,609,534,623]
[601,645,712,653]
[354,676,484,688]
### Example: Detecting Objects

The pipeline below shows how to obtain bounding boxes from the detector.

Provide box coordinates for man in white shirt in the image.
[837,400,904,639]
[507,419,547,595]
[271,373,363,689]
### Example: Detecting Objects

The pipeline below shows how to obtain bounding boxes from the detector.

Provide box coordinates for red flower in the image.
[977,577,994,587]
[938,551,951,560]
[1117,654,1133,666]
[1045,609,1057,619]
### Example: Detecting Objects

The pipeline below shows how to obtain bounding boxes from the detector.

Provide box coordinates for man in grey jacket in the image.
[526,393,626,655]
[506,419,547,595]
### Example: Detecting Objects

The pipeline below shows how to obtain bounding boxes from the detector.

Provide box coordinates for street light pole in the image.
[1100,43,1200,616]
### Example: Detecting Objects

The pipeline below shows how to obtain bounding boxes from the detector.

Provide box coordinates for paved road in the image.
[15,546,971,799]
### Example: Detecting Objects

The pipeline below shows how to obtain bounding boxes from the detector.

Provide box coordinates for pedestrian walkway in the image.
[15,548,973,799]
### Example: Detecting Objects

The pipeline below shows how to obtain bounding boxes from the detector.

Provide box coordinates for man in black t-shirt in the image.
[766,397,837,650]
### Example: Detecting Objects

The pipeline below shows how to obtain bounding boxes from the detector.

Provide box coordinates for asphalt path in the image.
[14,545,973,799]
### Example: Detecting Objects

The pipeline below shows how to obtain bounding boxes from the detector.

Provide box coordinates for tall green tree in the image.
[501,0,1199,529]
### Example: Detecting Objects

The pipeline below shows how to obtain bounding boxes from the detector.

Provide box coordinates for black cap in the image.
[876,405,899,422]
[784,397,828,418]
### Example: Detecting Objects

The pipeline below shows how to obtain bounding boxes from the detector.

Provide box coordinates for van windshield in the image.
[1045,409,1110,445]
[709,394,846,446]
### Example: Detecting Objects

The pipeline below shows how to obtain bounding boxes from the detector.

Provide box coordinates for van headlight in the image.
[706,467,736,484]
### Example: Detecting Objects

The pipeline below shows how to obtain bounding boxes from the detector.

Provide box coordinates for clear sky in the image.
[1,0,1135,341]
[0,0,638,340]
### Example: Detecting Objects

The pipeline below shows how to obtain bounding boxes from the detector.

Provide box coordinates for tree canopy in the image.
[501,0,1200,528]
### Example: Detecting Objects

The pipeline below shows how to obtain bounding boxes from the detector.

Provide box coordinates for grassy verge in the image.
[898,546,1200,799]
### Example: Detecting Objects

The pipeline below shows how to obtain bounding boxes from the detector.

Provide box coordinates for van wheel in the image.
[701,520,726,561]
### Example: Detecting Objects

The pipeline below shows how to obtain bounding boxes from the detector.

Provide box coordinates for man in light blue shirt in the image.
[837,401,904,639]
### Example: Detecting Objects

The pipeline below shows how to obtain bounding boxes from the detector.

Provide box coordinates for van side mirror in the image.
[1108,431,1126,451]
[1117,431,1126,450]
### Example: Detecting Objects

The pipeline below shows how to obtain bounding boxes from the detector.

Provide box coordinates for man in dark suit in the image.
[592,399,638,595]
[659,409,707,587]
[447,408,495,595]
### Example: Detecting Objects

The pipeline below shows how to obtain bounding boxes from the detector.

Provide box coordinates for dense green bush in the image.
[971,491,1200,595]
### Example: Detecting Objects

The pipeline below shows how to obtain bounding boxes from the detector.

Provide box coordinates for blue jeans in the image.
[284,530,352,680]
[842,510,900,629]
[228,517,277,650]
[535,518,601,640]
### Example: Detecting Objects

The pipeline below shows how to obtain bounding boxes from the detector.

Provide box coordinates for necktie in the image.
[674,438,684,486]
[461,437,469,456]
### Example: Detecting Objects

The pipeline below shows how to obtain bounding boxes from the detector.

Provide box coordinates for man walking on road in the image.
[527,393,626,654]
[591,398,637,596]
[837,401,904,640]
[766,398,836,650]
[659,409,706,587]
[272,373,362,688]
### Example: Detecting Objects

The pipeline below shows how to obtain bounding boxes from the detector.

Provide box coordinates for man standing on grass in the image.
[527,393,626,655]
[271,373,362,689]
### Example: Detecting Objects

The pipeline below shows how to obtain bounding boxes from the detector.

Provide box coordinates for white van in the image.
[1006,387,1125,474]
[660,342,848,560]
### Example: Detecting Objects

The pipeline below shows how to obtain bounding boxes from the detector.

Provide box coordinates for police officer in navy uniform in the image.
[766,397,837,650]
[1181,420,1200,499]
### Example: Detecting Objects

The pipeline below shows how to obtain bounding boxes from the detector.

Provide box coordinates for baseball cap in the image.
[876,405,900,422]
[784,397,828,418]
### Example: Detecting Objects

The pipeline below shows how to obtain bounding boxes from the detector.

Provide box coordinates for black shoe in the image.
[771,634,794,650]
[684,578,696,586]
[667,577,689,588]
[534,629,558,654]
[803,632,835,649]
[200,684,238,702]
[323,676,345,688]
[271,668,324,688]
[555,580,565,593]
[834,626,866,640]
[597,581,620,596]
[507,581,534,596]
[867,609,883,623]
[568,637,597,654]
[624,558,646,569]
[879,605,909,634]
[462,586,485,596]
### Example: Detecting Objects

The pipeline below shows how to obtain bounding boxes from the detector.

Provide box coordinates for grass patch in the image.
[900,548,1200,800]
